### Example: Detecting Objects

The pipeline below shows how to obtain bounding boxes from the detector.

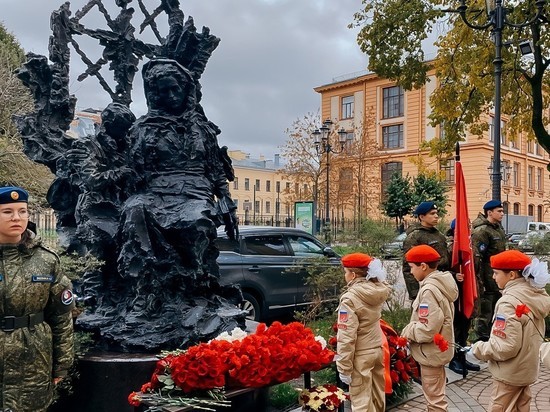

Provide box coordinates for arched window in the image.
[513,203,520,215]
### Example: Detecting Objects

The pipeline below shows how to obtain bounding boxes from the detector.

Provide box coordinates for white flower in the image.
[209,327,247,343]
[315,335,327,349]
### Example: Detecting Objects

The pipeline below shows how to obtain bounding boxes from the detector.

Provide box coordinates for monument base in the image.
[49,352,157,412]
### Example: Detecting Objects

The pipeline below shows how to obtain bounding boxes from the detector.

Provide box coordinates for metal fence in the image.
[29,210,59,249]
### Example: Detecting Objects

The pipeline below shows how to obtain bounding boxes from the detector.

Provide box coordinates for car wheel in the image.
[241,292,261,321]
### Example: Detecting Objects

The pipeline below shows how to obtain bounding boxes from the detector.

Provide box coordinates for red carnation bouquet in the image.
[299,384,348,411]
[129,322,335,409]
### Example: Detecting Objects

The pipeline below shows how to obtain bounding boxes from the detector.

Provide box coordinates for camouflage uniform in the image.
[402,223,451,300]
[471,212,506,341]
[0,230,74,412]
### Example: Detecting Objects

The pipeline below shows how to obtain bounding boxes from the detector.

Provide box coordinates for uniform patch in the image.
[419,318,428,325]
[339,310,349,323]
[61,289,74,306]
[419,303,429,317]
[10,191,19,200]
[337,324,347,330]
[32,275,54,283]
[492,329,506,339]
[494,314,506,330]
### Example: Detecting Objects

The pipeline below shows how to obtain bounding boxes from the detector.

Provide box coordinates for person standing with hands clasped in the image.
[336,253,391,412]
[401,245,458,412]
[469,250,550,411]
[0,186,75,412]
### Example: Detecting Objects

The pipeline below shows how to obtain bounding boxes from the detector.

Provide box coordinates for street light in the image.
[457,0,546,201]
[312,119,347,243]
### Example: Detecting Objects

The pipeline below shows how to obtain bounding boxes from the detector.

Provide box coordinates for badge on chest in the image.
[32,275,54,283]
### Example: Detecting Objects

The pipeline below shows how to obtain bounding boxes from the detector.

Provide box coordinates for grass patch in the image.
[268,382,298,410]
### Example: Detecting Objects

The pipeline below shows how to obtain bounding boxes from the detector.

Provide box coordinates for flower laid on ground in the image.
[433,333,450,352]
[298,384,348,411]
[129,322,335,409]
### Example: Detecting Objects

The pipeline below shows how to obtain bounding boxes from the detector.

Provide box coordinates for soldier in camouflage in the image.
[0,186,74,412]
[471,199,506,342]
[403,201,451,300]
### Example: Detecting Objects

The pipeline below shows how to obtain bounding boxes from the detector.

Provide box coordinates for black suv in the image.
[216,226,340,321]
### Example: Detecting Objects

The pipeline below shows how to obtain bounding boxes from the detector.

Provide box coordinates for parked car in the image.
[517,231,544,252]
[216,226,340,321]
[507,233,526,249]
[380,232,407,258]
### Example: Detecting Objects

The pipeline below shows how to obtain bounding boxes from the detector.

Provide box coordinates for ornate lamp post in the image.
[458,0,546,201]
[312,119,347,243]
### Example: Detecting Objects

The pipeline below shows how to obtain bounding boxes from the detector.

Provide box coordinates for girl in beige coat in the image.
[471,250,550,412]
[336,253,391,412]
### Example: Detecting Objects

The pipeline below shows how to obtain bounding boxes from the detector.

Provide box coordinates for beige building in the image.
[228,150,297,226]
[314,68,550,228]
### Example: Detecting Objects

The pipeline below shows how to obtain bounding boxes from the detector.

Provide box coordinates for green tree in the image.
[352,0,550,157]
[411,172,449,217]
[0,23,52,205]
[381,173,414,227]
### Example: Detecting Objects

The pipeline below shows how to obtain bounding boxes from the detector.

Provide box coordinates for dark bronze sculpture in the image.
[13,0,245,352]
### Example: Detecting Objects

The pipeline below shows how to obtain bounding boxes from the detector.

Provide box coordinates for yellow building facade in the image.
[314,69,550,228]
[227,150,296,226]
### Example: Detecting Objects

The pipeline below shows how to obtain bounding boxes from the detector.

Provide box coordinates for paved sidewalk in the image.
[387,363,550,411]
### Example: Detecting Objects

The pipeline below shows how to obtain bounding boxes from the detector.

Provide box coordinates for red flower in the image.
[128,392,141,407]
[390,370,400,383]
[433,334,449,352]
[515,304,531,318]
[396,337,408,347]
[328,336,337,348]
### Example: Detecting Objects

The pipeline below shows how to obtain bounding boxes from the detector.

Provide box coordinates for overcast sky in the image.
[2,0,367,160]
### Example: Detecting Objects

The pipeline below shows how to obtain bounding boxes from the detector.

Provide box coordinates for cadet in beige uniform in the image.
[470,250,550,412]
[336,253,391,412]
[401,245,458,412]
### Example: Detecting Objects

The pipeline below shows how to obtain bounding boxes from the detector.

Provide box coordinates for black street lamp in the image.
[312,119,347,243]
[458,0,546,201]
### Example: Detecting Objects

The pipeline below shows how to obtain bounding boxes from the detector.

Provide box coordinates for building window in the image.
[244,178,250,191]
[276,181,281,193]
[243,201,251,211]
[535,142,542,156]
[383,86,404,118]
[339,167,354,193]
[513,203,520,215]
[265,201,271,214]
[255,200,260,213]
[341,95,354,119]
[513,163,520,187]
[537,168,543,191]
[502,160,511,185]
[527,140,534,153]
[538,205,544,221]
[528,166,535,189]
[440,158,455,184]
[528,204,535,217]
[286,182,291,190]
[511,138,518,149]
[255,179,260,191]
[381,162,403,196]
[382,124,404,149]
[503,201,509,214]
[266,180,271,192]
[489,118,507,145]
[233,177,239,190]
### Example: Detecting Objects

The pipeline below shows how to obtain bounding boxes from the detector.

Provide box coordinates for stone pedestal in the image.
[50,352,157,412]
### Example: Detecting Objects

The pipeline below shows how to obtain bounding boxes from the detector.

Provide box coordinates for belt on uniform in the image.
[0,312,44,332]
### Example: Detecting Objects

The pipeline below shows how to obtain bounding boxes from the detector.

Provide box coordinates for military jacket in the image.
[0,230,74,412]
[471,213,506,294]
[402,223,450,299]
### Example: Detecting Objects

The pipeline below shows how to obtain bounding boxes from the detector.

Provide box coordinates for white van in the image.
[527,221,550,232]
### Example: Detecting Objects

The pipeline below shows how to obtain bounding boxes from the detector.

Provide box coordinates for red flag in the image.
[452,160,478,318]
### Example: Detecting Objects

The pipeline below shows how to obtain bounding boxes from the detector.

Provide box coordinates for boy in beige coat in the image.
[401,245,458,412]
[336,253,391,412]
[470,250,550,411]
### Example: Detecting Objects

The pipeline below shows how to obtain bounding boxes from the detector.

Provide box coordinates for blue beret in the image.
[483,200,502,210]
[0,186,28,204]
[414,201,437,216]
[450,218,456,230]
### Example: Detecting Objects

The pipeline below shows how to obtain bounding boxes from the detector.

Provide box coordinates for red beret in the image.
[490,250,531,270]
[341,253,373,268]
[405,245,441,263]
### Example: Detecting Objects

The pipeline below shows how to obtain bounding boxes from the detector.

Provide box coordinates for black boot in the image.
[465,359,481,371]
[448,353,468,376]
